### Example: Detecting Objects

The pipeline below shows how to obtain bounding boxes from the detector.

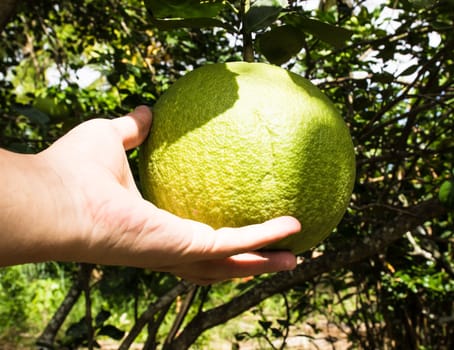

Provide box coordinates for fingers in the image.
[169,251,297,285]
[145,210,300,284]
[112,105,152,150]
[140,202,301,262]
[207,216,301,259]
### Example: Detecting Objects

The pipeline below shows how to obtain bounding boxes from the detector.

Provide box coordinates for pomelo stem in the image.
[241,0,254,62]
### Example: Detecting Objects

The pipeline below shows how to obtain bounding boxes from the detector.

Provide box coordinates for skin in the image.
[0,106,301,285]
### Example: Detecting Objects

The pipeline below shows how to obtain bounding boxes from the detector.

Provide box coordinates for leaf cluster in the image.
[144,0,353,64]
[0,0,453,349]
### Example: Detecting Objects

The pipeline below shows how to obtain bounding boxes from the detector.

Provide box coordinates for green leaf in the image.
[276,318,290,327]
[374,72,395,84]
[399,65,419,77]
[150,17,234,31]
[234,332,248,341]
[257,25,305,65]
[64,317,89,341]
[439,180,454,209]
[319,0,337,11]
[13,105,50,126]
[271,327,283,337]
[258,320,272,330]
[144,0,234,31]
[97,324,125,340]
[94,309,111,328]
[243,0,287,33]
[408,0,438,9]
[283,13,352,48]
[144,0,225,19]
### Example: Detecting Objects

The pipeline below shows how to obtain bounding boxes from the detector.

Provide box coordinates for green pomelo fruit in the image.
[139,62,356,254]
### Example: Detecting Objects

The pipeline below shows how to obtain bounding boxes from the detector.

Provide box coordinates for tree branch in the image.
[119,280,192,350]
[164,284,198,346]
[167,198,447,349]
[240,0,254,62]
[36,264,95,349]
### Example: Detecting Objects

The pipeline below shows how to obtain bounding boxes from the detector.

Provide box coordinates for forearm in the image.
[0,149,65,265]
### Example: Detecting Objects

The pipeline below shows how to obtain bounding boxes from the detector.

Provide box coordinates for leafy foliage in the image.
[439,179,454,209]
[0,0,453,349]
[144,0,353,63]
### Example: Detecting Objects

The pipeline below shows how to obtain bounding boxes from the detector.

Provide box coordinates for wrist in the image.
[0,149,82,265]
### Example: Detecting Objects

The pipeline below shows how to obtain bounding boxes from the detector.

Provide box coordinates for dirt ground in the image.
[217,318,352,350]
[0,317,352,350]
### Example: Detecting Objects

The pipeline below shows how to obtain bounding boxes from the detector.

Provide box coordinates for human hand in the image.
[4,106,301,284]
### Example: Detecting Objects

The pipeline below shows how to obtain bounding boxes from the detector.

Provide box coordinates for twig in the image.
[164,284,198,346]
[240,0,254,62]
[81,264,95,350]
[119,280,191,350]
[405,231,434,261]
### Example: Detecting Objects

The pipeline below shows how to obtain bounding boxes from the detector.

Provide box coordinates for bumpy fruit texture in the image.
[139,62,355,254]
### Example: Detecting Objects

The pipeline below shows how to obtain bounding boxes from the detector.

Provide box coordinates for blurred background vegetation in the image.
[0,0,453,349]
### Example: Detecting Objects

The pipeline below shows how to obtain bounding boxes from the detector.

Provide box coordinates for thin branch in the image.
[36,264,94,348]
[142,303,173,350]
[240,0,254,62]
[164,284,198,346]
[119,280,191,350]
[279,292,291,350]
[81,264,95,350]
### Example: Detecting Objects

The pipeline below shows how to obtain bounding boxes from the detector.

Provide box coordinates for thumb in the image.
[112,106,153,150]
